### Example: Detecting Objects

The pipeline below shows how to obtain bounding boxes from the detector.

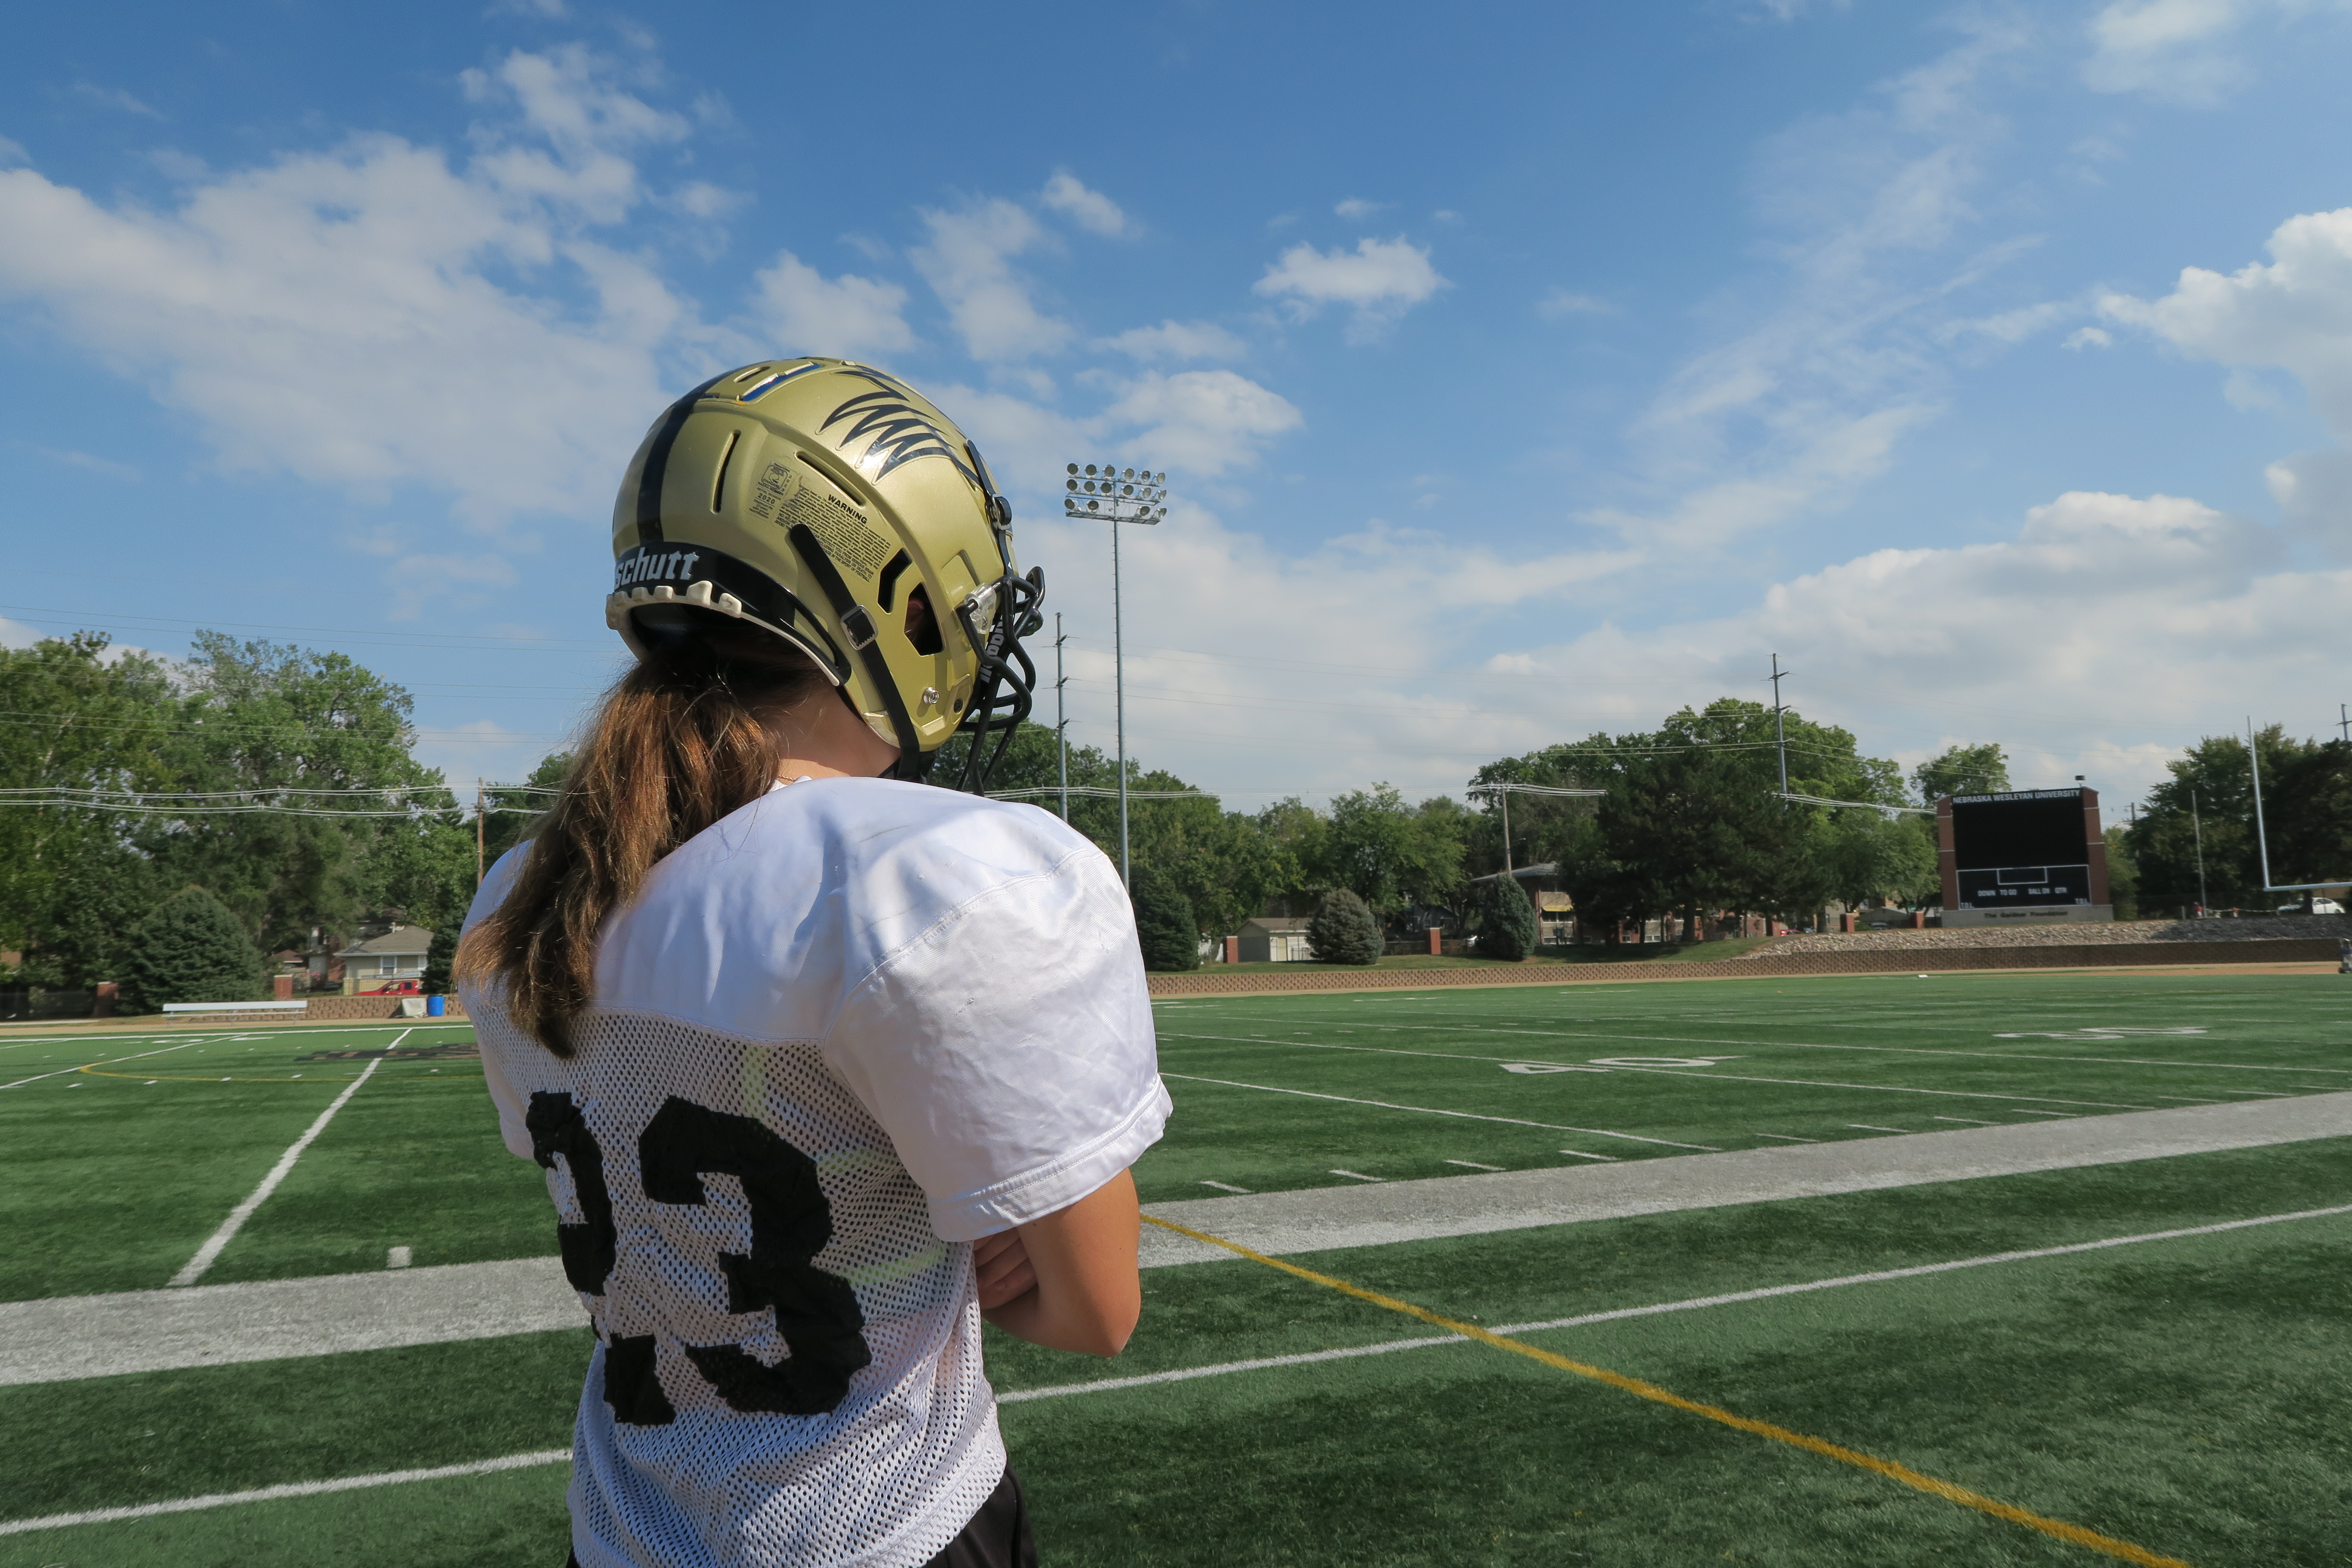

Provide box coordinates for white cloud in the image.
[1586,24,2027,551]
[25,443,140,481]
[2101,206,2352,542]
[1495,490,2336,805]
[1333,198,1385,220]
[2063,325,2113,349]
[752,250,915,359]
[911,199,1072,361]
[1040,171,1127,237]
[71,83,163,119]
[666,180,749,220]
[1253,236,1449,343]
[0,46,700,530]
[0,138,25,169]
[1099,371,1302,477]
[2083,0,2255,100]
[1537,288,1616,319]
[1095,319,1246,362]
[389,552,522,620]
[1009,505,1648,802]
[1939,300,2073,344]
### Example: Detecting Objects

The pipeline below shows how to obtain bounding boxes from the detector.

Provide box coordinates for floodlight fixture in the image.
[1060,458,1173,886]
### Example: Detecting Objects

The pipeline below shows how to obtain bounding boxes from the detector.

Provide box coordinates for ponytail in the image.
[456,616,829,1056]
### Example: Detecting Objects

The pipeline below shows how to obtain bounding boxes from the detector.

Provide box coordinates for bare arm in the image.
[971,1169,1141,1357]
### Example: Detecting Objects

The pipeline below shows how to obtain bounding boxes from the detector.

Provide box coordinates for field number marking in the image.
[1140,1215,2203,1568]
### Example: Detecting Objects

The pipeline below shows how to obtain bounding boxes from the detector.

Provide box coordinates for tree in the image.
[1307,888,1383,965]
[1313,784,1467,913]
[1470,877,1539,961]
[2125,727,2311,915]
[422,927,459,996]
[480,750,575,870]
[1818,809,1938,912]
[0,633,177,988]
[1913,743,2009,804]
[119,886,265,1011]
[1129,864,1200,972]
[148,634,445,953]
[2103,826,2140,921]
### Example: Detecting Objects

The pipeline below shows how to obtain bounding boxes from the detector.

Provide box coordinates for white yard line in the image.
[1165,1029,2157,1112]
[167,1041,401,1288]
[1159,1071,1721,1151]
[1445,1159,1505,1171]
[1754,1132,1818,1142]
[0,1040,211,1090]
[0,1449,570,1536]
[1010,1201,2352,1404]
[26,1202,2345,1536]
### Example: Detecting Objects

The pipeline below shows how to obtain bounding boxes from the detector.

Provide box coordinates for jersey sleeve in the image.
[822,836,1168,1243]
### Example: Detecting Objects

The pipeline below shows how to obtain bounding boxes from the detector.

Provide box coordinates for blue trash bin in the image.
[426,994,447,1017]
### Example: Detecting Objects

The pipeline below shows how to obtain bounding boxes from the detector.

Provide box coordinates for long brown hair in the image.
[456,614,830,1055]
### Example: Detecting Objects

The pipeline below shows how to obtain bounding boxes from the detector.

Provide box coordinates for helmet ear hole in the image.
[876,549,913,612]
[903,584,944,655]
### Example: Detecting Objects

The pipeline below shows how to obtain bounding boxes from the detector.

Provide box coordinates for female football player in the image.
[457,360,1167,1568]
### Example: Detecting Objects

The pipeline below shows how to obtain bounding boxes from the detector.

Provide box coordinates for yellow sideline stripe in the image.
[1141,1215,2194,1568]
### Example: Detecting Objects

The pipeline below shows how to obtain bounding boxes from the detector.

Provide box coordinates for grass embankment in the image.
[1204,937,1775,975]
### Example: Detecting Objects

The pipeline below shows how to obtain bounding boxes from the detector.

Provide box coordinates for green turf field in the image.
[3,972,2348,1566]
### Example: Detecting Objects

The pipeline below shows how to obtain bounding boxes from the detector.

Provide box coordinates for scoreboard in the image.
[1937,787,2111,924]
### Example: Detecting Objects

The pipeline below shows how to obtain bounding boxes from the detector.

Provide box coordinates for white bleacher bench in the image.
[161,1001,310,1015]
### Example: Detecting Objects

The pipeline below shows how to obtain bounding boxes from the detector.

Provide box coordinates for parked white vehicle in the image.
[2275,897,2344,915]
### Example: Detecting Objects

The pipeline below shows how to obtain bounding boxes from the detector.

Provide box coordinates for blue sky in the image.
[5,0,2352,810]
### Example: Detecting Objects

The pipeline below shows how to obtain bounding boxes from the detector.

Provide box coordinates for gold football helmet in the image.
[605,359,1043,789]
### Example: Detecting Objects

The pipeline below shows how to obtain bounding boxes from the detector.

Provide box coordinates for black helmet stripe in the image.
[634,373,734,545]
[786,524,923,773]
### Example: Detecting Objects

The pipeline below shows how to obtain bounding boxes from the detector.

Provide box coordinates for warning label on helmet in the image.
[746,461,799,521]
[779,487,895,581]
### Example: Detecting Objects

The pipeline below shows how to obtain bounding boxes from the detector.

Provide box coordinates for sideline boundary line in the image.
[0,1450,570,1536]
[1138,1213,2197,1568]
[168,1045,397,1288]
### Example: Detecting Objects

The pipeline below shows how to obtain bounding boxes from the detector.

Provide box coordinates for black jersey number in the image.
[524,1091,871,1425]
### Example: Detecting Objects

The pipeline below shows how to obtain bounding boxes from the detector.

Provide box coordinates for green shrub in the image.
[1307,888,1384,966]
[1130,865,1200,972]
[119,886,266,1013]
[1473,878,1540,962]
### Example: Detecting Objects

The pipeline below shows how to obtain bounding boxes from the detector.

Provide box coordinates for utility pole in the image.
[2248,717,2276,895]
[475,779,486,886]
[2190,787,2207,912]
[2339,703,2348,744]
[1053,613,1070,823]
[1501,786,1513,875]
[1768,654,1792,799]
[1063,462,1169,887]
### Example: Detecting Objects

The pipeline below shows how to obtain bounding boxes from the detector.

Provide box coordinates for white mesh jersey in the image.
[458,777,1167,1568]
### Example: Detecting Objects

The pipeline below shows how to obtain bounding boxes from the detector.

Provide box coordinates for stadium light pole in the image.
[1064,461,1171,886]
